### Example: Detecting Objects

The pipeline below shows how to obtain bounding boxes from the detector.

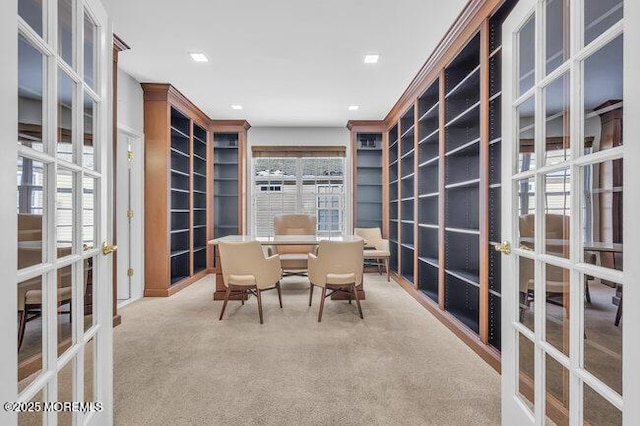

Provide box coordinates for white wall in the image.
[246,126,352,234]
[115,67,145,303]
[117,68,144,134]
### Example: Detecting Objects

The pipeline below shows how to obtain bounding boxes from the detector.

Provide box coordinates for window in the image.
[253,157,345,236]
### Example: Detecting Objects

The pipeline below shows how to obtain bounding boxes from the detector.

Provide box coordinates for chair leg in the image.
[256,288,264,324]
[377,259,382,276]
[615,299,622,326]
[385,258,390,282]
[318,287,327,322]
[276,282,283,308]
[18,309,27,350]
[309,284,314,307]
[353,285,363,319]
[241,288,245,305]
[219,287,231,320]
[585,279,592,304]
[348,287,352,304]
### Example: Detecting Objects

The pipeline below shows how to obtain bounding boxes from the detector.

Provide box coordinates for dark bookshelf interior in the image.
[213,133,240,239]
[355,133,383,230]
[170,107,191,284]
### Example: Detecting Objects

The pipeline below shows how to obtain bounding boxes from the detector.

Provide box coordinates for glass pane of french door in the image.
[503,0,624,424]
[16,0,109,424]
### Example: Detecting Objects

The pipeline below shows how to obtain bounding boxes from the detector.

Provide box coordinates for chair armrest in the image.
[256,254,282,289]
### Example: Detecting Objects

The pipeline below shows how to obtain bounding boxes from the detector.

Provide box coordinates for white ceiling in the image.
[102,0,469,127]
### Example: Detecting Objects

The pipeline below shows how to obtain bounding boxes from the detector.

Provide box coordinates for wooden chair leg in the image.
[309,284,314,307]
[585,279,592,304]
[615,298,622,326]
[348,287,352,304]
[219,287,231,320]
[377,259,382,276]
[276,282,283,308]
[318,287,327,322]
[353,285,363,319]
[17,309,27,350]
[241,288,245,305]
[385,258,390,282]
[256,288,264,324]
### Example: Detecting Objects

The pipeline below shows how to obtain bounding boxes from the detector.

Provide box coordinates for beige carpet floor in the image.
[113,273,501,426]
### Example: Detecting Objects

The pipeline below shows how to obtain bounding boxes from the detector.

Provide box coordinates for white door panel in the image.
[501,1,634,425]
[3,0,114,424]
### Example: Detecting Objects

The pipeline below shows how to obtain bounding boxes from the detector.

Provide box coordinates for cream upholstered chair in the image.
[272,214,316,276]
[218,240,283,324]
[308,239,364,322]
[354,227,390,282]
[18,253,88,350]
[518,214,572,320]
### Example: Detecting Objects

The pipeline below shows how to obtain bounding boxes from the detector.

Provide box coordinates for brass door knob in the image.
[102,242,118,256]
[494,241,511,255]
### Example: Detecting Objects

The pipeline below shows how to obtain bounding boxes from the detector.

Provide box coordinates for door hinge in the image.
[127,268,134,277]
[127,150,134,161]
[127,209,134,219]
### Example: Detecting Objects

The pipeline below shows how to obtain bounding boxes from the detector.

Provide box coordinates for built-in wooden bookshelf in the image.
[210,120,249,301]
[142,84,212,296]
[380,0,517,370]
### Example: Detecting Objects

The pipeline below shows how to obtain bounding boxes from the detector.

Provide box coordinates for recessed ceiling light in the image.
[189,52,208,63]
[363,54,380,64]
[231,105,243,110]
[348,105,359,111]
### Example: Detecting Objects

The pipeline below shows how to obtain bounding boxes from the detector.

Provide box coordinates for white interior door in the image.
[500,0,635,425]
[2,0,114,424]
[116,127,144,305]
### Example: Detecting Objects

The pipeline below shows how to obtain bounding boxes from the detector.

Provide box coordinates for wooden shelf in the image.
[143,86,213,297]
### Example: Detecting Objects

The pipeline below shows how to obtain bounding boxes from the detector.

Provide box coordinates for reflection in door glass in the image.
[57,265,74,356]
[519,15,536,95]
[58,359,74,425]
[83,257,95,333]
[84,92,96,169]
[17,156,45,269]
[58,69,75,161]
[57,168,75,257]
[19,0,44,37]
[518,333,536,413]
[18,34,45,152]
[545,354,569,426]
[517,97,536,173]
[18,388,44,424]
[17,275,44,391]
[544,264,570,356]
[85,338,96,403]
[544,74,570,165]
[58,0,74,66]
[84,10,97,89]
[517,177,536,250]
[583,36,623,156]
[582,159,622,272]
[543,169,570,259]
[83,176,96,250]
[518,256,535,332]
[584,0,623,46]
[583,276,622,395]
[546,0,569,75]
[583,382,622,425]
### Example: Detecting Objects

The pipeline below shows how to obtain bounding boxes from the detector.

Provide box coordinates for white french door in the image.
[501,0,638,425]
[1,0,113,425]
